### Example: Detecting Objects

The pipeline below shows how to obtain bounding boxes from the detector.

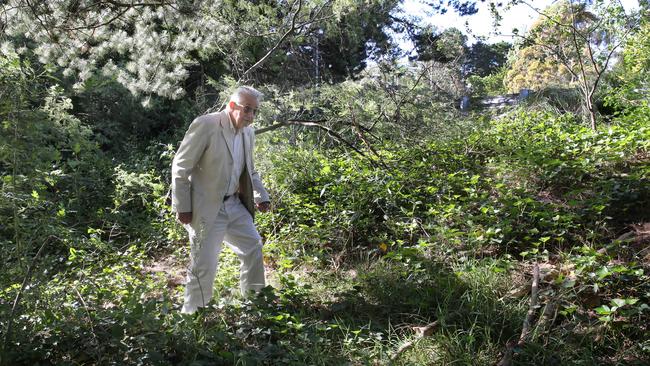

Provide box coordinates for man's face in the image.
[229,93,259,130]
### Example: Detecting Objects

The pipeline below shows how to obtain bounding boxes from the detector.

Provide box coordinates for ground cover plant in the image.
[1,1,649,364]
[2,76,647,363]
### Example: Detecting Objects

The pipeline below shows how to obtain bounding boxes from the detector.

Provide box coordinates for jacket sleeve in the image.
[171,117,209,213]
[249,129,270,204]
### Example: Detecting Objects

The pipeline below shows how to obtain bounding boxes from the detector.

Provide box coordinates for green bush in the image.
[467,67,508,97]
[0,53,112,265]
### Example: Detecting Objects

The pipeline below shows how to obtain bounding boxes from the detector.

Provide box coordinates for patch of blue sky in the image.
[392,0,640,60]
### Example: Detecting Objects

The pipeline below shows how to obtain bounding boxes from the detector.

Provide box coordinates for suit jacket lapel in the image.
[239,128,255,218]
[220,112,234,160]
[242,129,251,173]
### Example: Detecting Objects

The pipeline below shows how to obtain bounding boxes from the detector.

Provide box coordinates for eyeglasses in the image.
[235,102,259,115]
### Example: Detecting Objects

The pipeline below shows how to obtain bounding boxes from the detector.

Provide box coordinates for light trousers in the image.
[181,196,265,314]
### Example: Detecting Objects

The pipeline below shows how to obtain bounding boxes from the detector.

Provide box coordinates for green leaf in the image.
[320,165,331,175]
[594,305,611,315]
[611,298,626,307]
[68,247,77,261]
[596,267,610,279]
[561,279,576,288]
[559,305,577,316]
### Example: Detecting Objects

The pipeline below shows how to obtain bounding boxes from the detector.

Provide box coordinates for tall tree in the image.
[610,14,650,106]
[504,0,643,129]
[462,41,511,78]
[403,24,468,100]
[409,25,467,63]
[0,0,401,101]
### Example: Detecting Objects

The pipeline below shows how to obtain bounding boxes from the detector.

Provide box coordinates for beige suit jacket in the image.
[171,110,270,233]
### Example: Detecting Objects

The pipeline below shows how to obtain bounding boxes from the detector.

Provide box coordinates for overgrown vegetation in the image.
[1,0,649,365]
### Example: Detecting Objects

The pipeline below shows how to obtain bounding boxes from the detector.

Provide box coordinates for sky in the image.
[399,0,640,45]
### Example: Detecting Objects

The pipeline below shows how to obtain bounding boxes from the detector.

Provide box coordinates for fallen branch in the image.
[3,237,50,352]
[497,262,540,366]
[390,320,438,363]
[255,119,371,162]
[73,286,99,348]
[537,300,558,336]
[348,103,390,170]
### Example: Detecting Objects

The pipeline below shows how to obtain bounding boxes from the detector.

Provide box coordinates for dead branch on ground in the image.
[390,320,439,363]
[497,262,540,366]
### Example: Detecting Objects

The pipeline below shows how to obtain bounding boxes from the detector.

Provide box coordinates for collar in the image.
[226,111,245,135]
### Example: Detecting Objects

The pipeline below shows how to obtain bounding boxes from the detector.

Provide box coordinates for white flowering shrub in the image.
[1,0,402,99]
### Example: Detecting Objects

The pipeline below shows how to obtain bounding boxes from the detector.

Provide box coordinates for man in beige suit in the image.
[171,86,270,314]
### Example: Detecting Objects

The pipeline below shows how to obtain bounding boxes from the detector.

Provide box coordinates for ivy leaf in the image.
[594,305,611,315]
[596,267,610,279]
[561,279,576,288]
[611,298,626,307]
[624,298,639,306]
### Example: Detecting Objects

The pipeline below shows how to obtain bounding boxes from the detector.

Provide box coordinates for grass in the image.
[2,105,648,365]
[152,244,530,365]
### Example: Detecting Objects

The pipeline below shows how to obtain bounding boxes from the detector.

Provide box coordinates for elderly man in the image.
[171,86,271,314]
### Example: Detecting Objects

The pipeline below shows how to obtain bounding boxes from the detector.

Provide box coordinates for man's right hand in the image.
[177,211,192,224]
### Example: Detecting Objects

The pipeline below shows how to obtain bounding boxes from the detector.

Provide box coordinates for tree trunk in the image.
[586,90,597,130]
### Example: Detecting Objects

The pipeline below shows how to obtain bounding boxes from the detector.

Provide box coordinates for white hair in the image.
[230,86,263,104]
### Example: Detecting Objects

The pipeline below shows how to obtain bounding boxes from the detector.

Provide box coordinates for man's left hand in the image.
[256,201,271,212]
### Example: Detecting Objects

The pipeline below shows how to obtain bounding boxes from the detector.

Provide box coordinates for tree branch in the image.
[348,103,389,169]
[3,236,52,353]
[255,119,369,160]
[390,320,439,362]
[238,0,304,82]
[497,262,540,366]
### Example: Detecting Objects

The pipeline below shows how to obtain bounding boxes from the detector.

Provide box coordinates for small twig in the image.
[255,119,369,161]
[238,0,304,83]
[497,262,540,366]
[348,103,390,170]
[72,286,99,347]
[390,320,438,363]
[3,237,50,352]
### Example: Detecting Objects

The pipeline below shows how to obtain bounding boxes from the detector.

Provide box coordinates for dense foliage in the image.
[1,1,649,365]
[2,0,403,97]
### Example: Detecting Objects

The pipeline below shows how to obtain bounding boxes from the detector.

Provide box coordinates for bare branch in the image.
[390,320,439,362]
[255,119,369,160]
[3,236,53,352]
[348,103,389,169]
[58,6,132,31]
[91,0,170,8]
[497,262,540,366]
[238,0,304,82]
